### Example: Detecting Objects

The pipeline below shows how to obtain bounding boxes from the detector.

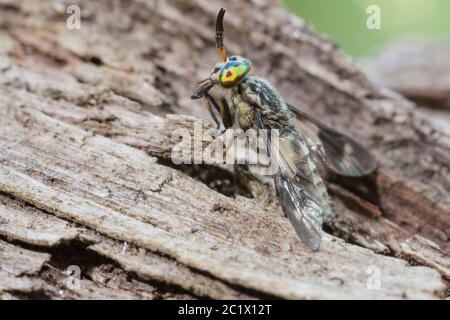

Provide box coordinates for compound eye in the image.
[219,60,250,88]
[211,66,222,75]
[229,56,237,61]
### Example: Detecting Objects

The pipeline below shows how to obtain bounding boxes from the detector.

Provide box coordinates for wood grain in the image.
[0,0,448,299]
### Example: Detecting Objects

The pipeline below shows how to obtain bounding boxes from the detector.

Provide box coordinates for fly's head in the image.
[191,8,252,100]
[218,55,251,89]
[191,55,251,99]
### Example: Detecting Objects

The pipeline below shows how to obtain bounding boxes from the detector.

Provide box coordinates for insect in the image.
[191,8,378,250]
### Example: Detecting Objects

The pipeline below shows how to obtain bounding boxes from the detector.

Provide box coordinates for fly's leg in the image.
[219,97,234,129]
[224,99,274,207]
[233,155,280,211]
[204,93,223,134]
[204,95,250,198]
[204,94,238,174]
[236,107,281,212]
[205,94,236,137]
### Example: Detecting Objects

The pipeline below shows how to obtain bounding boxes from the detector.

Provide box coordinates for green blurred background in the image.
[284,0,450,57]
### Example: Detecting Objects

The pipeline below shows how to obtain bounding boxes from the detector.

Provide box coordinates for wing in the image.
[255,112,331,251]
[240,78,332,250]
[288,103,378,177]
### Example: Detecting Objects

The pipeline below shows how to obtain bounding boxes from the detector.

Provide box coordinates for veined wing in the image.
[288,103,378,177]
[256,113,331,251]
[240,78,332,250]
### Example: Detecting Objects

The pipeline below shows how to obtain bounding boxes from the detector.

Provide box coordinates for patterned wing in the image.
[288,104,378,177]
[240,77,333,250]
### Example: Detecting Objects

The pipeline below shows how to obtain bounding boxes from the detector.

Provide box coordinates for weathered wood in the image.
[361,39,450,136]
[0,0,448,299]
[0,239,51,296]
[1,84,447,277]
[399,235,450,281]
[361,39,450,110]
[0,194,195,300]
[0,89,446,299]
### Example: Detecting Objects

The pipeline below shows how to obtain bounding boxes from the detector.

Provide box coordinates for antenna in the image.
[215,8,227,61]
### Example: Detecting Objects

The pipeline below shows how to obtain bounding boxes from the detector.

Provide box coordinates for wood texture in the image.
[0,0,448,299]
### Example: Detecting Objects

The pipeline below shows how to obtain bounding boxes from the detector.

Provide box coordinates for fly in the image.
[191,8,378,251]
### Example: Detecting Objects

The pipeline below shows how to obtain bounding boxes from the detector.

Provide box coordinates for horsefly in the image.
[191,8,377,250]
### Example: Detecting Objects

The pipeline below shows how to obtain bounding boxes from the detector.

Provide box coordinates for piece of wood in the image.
[361,39,450,136]
[361,39,450,110]
[0,0,448,299]
[0,90,446,299]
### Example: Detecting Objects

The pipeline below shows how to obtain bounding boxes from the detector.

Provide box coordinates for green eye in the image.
[219,62,250,88]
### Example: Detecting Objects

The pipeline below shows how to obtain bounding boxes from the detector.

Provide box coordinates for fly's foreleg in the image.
[204,94,235,134]
[204,93,222,132]
[219,97,234,129]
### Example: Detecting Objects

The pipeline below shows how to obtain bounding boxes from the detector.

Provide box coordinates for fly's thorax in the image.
[242,77,293,124]
[231,92,255,131]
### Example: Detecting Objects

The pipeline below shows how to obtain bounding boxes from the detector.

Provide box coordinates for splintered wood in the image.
[0,0,448,299]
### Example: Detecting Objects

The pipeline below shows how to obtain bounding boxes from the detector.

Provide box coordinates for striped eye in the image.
[219,61,250,88]
[210,65,223,78]
[229,56,238,61]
